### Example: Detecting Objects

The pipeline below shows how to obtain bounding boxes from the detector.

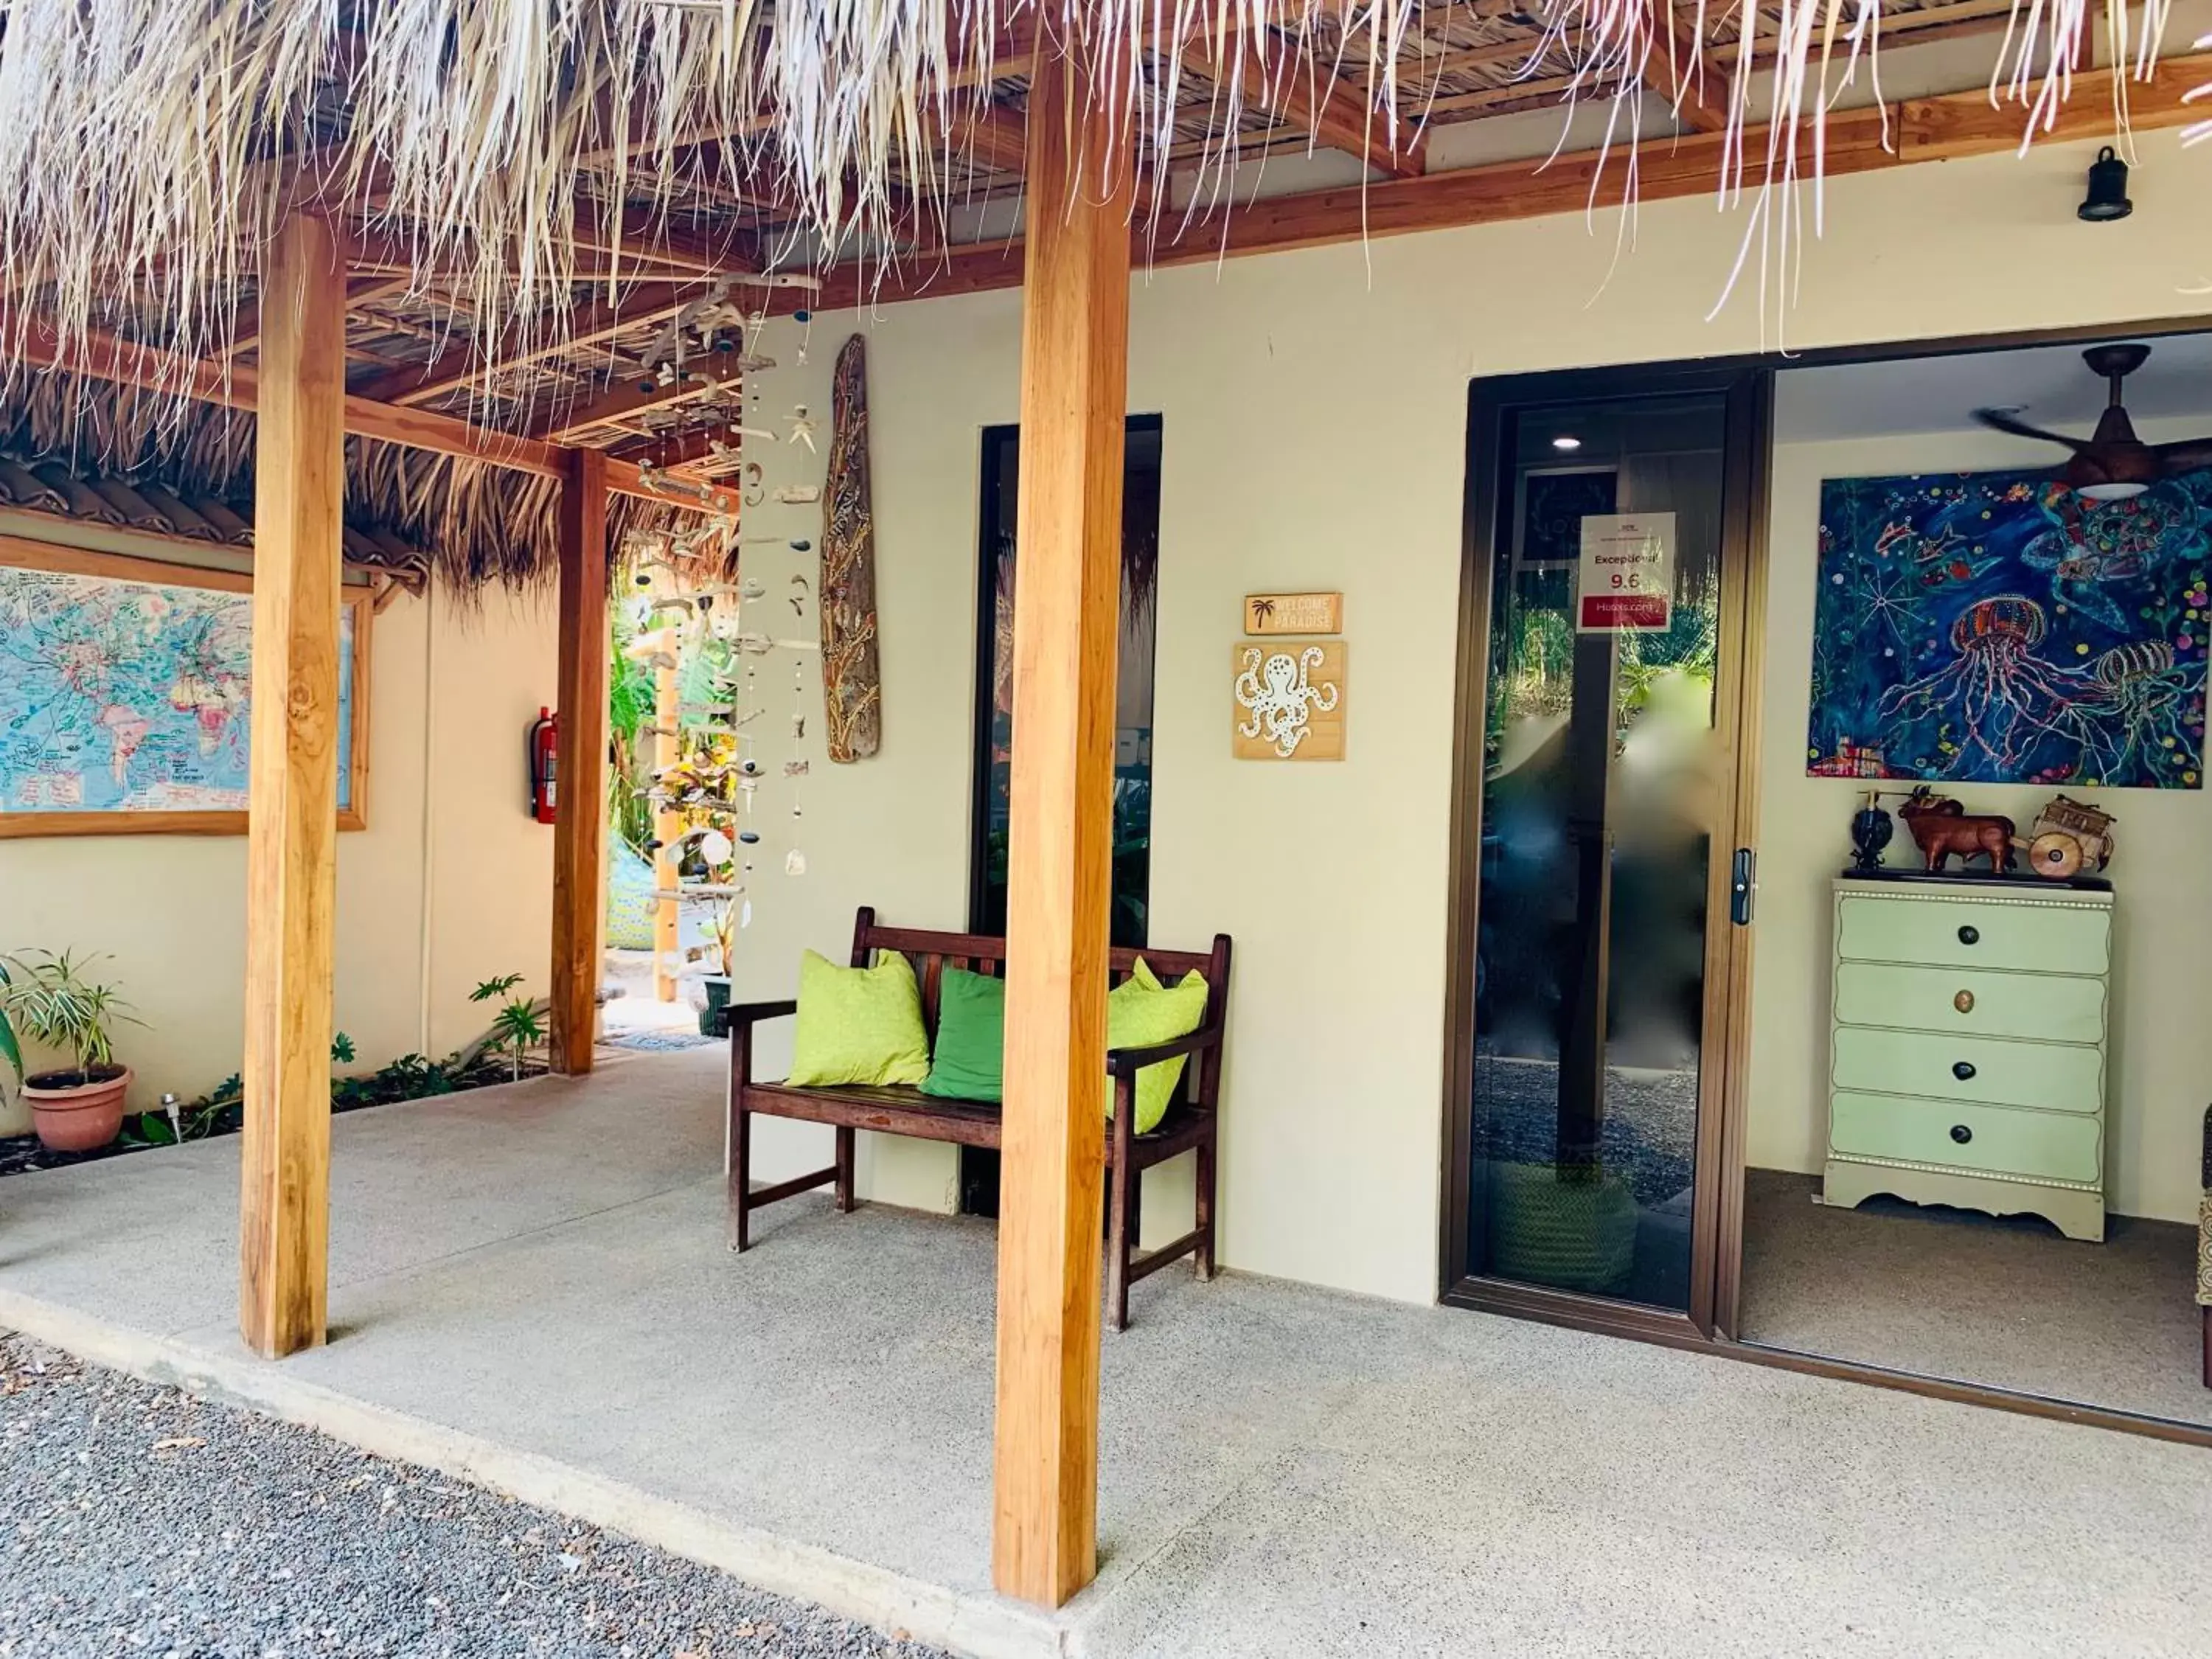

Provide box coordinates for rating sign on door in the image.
[1576,512,1675,633]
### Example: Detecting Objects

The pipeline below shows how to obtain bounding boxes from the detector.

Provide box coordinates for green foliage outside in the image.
[115,973,546,1149]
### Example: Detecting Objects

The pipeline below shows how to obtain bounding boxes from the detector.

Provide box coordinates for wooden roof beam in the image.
[778,51,2209,311]
[350,280,709,407]
[939,104,1032,175]
[1659,4,1728,133]
[1185,27,1427,178]
[531,359,740,443]
[4,313,737,512]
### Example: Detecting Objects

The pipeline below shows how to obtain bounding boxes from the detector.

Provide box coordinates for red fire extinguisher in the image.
[528,708,558,824]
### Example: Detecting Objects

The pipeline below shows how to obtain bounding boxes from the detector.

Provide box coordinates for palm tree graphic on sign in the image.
[1248,597,1276,629]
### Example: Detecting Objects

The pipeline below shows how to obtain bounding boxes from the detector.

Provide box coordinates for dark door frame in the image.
[961,413,1166,1220]
[1436,309,2212,1448]
[1439,358,1772,1346]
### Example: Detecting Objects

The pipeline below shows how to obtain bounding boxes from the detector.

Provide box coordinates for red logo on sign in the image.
[1579,594,1670,628]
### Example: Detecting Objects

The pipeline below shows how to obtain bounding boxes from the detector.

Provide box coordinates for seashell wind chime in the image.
[619,291,828,1001]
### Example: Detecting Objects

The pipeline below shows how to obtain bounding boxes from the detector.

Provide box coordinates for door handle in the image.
[1730,846,1756,926]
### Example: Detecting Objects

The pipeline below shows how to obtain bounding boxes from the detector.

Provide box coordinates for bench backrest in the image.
[849,907,1234,1108]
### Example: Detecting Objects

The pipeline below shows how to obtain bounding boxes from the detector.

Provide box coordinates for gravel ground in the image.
[0,1334,950,1659]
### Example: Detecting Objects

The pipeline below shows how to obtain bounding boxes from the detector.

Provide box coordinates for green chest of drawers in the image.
[1821,878,2112,1242]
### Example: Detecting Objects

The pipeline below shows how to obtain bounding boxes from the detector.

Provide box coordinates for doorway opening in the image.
[1447,324,2212,1439]
[960,414,1164,1219]
[1735,329,2212,1430]
[1442,366,1765,1338]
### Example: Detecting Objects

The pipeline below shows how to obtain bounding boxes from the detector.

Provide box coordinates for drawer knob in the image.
[1952,1060,1977,1081]
[1957,925,1980,945]
[1954,990,1975,1014]
[1950,1124,1973,1144]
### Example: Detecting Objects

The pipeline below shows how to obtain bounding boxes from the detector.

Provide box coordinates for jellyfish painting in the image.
[1809,464,2211,790]
[2090,639,2204,782]
[1877,595,2108,774]
[2016,479,2193,632]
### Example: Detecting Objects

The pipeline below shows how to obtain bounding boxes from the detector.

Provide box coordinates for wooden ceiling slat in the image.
[350,281,707,408]
[1183,24,1427,176]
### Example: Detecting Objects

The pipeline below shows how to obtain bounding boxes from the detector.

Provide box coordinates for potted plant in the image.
[1,949,140,1152]
[698,897,739,1036]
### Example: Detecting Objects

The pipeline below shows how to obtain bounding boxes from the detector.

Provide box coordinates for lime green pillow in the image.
[920,967,1006,1101]
[785,949,931,1087]
[1107,959,1210,1133]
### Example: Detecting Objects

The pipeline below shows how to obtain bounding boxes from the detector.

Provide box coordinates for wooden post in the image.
[550,448,610,1074]
[991,34,1133,1610]
[652,626,681,1001]
[239,212,347,1360]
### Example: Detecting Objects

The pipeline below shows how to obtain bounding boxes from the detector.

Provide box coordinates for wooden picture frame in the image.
[0,535,372,838]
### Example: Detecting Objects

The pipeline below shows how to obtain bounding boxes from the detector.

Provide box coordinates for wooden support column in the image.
[550,448,611,1074]
[240,212,347,1360]
[991,35,1133,1611]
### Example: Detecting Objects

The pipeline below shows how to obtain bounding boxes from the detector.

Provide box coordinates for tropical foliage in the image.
[0,948,137,1086]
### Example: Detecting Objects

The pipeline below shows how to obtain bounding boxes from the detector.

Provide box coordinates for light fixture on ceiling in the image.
[2078,146,2133,223]
[1552,435,1582,452]
[1974,342,2211,502]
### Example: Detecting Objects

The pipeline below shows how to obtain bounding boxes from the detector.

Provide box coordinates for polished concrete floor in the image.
[3,1052,2210,1658]
[1741,1167,2211,1427]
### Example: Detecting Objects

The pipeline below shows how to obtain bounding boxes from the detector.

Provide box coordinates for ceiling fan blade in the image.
[2152,437,2212,473]
[1972,407,2090,451]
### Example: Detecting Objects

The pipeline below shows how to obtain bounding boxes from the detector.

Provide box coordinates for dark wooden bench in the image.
[718,907,1233,1329]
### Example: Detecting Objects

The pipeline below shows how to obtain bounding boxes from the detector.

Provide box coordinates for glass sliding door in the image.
[1444,367,1765,1334]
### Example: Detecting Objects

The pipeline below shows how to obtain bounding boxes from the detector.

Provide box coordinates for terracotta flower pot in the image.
[24,1064,131,1153]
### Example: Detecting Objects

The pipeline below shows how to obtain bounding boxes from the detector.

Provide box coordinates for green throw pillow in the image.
[921,967,1006,1102]
[1107,959,1210,1134]
[785,949,931,1088]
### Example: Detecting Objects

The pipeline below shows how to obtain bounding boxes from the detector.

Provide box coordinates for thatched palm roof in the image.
[0,0,2197,521]
[0,373,682,588]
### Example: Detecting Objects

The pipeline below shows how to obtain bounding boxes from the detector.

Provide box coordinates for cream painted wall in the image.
[0,566,558,1135]
[727,132,2212,1304]
[1745,411,2212,1225]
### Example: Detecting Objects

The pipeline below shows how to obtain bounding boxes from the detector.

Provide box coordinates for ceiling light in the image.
[1552,435,1582,452]
[2078,146,2132,223]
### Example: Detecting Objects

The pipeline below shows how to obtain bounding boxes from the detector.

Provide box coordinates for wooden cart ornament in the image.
[2014,794,2116,880]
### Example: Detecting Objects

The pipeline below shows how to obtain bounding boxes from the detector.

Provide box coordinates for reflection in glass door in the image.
[1447,370,1763,1330]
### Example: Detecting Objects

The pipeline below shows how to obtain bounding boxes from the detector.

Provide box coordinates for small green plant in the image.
[0,949,139,1086]
[705,899,740,977]
[470,974,546,1082]
[0,957,20,1090]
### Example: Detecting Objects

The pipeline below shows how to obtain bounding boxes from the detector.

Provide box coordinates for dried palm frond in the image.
[0,371,680,589]
[0,0,2184,410]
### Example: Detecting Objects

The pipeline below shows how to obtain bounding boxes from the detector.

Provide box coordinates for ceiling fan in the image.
[1972,343,2212,502]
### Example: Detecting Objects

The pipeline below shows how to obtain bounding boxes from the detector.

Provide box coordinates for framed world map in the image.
[0,540,372,837]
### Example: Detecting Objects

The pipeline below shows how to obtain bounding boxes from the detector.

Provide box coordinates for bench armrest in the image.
[712,998,799,1040]
[1106,1023,1225,1078]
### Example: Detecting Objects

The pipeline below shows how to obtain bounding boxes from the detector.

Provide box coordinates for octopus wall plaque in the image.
[1231,638,1346,761]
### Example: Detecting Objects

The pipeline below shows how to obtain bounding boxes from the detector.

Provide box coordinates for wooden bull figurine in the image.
[1898,791,2016,873]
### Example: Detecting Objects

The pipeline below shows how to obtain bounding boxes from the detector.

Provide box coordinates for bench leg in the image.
[1107,1156,1134,1334]
[835,1125,858,1213]
[1194,1135,1217,1282]
[729,1102,753,1253]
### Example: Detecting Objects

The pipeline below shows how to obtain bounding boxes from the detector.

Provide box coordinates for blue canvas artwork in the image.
[1807,467,2212,790]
